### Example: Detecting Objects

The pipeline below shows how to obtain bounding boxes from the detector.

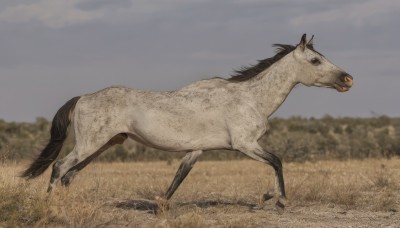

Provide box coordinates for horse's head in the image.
[293,34,353,92]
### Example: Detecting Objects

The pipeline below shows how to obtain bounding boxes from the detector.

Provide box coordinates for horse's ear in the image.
[299,34,307,51]
[307,35,314,49]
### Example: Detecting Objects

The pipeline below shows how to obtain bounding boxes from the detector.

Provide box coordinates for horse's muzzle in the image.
[334,73,353,92]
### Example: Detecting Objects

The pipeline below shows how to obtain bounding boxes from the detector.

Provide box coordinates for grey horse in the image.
[22,34,353,213]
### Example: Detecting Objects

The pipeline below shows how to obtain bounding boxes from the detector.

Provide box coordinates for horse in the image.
[21,34,353,213]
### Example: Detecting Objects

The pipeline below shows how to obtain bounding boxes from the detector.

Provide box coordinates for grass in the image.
[0,165,50,227]
[0,158,399,227]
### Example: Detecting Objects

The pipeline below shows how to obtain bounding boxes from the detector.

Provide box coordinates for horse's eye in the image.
[311,58,321,65]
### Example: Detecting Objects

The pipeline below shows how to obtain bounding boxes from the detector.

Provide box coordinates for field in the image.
[1,158,399,227]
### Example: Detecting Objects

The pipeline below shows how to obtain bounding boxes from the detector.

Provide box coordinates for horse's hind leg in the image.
[61,133,128,187]
[156,150,203,209]
[47,148,81,192]
[47,133,127,192]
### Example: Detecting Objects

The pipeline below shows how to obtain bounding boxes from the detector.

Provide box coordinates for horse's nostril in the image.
[341,74,353,87]
[345,74,353,80]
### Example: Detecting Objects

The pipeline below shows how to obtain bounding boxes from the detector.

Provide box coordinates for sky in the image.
[0,0,399,122]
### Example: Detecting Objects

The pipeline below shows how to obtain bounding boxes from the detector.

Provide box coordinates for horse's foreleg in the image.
[156,150,203,210]
[257,150,286,213]
[234,143,286,214]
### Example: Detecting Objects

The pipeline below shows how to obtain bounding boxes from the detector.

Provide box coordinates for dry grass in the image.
[1,158,399,227]
[0,164,51,227]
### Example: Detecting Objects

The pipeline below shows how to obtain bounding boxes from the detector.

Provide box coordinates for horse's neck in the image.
[243,57,299,118]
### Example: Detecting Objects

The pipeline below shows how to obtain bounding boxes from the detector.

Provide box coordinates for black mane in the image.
[228,43,314,82]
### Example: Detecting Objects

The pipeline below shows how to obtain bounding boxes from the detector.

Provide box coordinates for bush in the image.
[1,116,399,163]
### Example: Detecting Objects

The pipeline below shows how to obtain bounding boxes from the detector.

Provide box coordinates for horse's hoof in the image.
[258,191,274,209]
[262,191,275,202]
[275,196,286,214]
[47,184,54,193]
[60,178,70,187]
[155,196,169,212]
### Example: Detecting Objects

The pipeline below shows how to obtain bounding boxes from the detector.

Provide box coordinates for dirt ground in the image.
[1,158,399,227]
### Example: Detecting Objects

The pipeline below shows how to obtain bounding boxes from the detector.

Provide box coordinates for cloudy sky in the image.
[0,0,399,122]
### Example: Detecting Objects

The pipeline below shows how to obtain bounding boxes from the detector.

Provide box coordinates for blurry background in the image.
[0,0,399,121]
[0,0,399,162]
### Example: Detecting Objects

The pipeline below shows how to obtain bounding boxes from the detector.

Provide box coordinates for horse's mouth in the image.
[333,84,351,92]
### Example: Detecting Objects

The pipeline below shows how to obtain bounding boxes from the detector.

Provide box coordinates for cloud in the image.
[290,0,400,27]
[0,0,202,28]
[0,0,104,28]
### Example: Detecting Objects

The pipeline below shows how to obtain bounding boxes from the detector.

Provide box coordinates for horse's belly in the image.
[135,135,228,152]
[128,113,230,151]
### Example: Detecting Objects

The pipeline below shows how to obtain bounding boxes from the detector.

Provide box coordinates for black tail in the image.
[21,96,81,179]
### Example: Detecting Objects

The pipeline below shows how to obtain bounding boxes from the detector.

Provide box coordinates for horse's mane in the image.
[228,43,314,82]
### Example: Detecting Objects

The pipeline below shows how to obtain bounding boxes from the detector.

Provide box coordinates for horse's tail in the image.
[21,96,81,179]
